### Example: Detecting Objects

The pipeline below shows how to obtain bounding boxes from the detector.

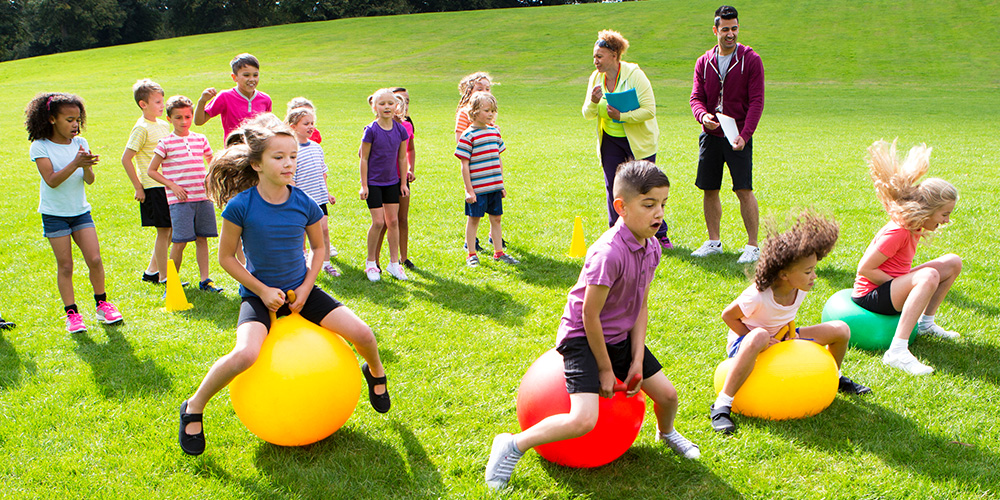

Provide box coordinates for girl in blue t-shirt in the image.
[359,88,410,282]
[25,92,124,334]
[178,114,391,456]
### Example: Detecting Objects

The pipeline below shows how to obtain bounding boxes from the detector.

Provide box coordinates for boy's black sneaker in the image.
[838,375,872,395]
[488,236,508,250]
[710,404,737,434]
[0,317,15,330]
[141,271,160,284]
[463,237,484,252]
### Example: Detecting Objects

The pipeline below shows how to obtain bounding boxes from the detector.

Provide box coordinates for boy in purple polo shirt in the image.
[484,160,699,491]
[195,53,272,142]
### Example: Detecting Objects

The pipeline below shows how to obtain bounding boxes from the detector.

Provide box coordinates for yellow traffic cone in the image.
[164,259,192,311]
[568,216,587,258]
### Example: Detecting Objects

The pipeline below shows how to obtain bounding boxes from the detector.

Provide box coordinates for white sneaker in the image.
[657,429,700,459]
[691,240,723,257]
[386,262,408,281]
[736,245,760,264]
[365,262,381,282]
[484,433,522,491]
[918,324,960,339]
[882,349,934,375]
[329,246,339,257]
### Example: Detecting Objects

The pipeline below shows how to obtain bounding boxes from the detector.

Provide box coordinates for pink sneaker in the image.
[65,310,87,333]
[657,233,674,250]
[96,301,124,325]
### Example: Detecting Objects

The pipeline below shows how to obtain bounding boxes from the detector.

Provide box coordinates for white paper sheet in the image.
[717,113,739,147]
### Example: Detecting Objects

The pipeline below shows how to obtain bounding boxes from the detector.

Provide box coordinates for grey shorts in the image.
[169,200,218,243]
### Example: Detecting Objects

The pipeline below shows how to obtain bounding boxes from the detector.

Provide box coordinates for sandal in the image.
[178,400,205,455]
[361,362,391,413]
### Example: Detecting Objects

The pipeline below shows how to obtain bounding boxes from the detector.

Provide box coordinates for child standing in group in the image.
[195,53,272,142]
[455,72,495,142]
[287,97,323,144]
[710,212,871,435]
[456,92,517,267]
[286,106,339,277]
[25,92,124,333]
[376,89,417,269]
[147,96,222,293]
[485,161,698,491]
[178,115,391,456]
[359,88,410,282]
[853,140,962,375]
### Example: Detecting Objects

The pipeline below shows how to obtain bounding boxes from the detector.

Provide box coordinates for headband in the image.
[595,39,612,50]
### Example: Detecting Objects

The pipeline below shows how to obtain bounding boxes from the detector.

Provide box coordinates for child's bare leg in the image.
[73,227,106,295]
[320,215,332,261]
[383,203,401,263]
[720,328,770,397]
[170,241,187,276]
[185,321,268,433]
[514,393,599,451]
[366,208,386,262]
[48,235,76,306]
[153,227,172,279]
[465,216,481,254]
[195,237,210,281]
[398,194,410,262]
[800,321,850,367]
[320,306,386,395]
[641,372,679,432]
[911,254,962,316]
[489,214,503,254]
[889,267,940,340]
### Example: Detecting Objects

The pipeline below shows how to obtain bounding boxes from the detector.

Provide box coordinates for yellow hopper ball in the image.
[713,339,838,420]
[230,305,362,446]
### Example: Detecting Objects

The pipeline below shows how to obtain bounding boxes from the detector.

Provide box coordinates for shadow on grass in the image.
[756,398,1000,494]
[668,245,752,279]
[504,246,580,291]
[920,338,1000,386]
[943,288,1000,317]
[406,267,531,326]
[1,333,36,391]
[71,327,172,399]
[188,455,287,498]
[326,258,411,311]
[176,288,244,330]
[816,266,856,291]
[539,445,745,498]
[254,424,445,499]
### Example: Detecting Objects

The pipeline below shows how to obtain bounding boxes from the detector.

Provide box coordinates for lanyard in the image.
[604,63,621,92]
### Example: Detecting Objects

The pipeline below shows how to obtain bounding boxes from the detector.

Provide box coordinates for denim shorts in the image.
[42,212,95,238]
[169,200,218,243]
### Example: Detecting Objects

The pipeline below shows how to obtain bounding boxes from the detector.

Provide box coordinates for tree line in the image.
[0,0,617,62]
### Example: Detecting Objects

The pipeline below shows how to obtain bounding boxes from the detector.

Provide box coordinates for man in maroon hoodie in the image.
[689,5,765,264]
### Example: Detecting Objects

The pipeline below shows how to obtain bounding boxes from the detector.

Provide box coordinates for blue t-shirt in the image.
[221,186,323,298]
[30,137,92,216]
[361,120,408,186]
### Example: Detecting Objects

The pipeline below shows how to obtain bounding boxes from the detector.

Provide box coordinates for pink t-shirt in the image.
[399,120,414,172]
[153,132,213,205]
[557,220,661,346]
[204,88,272,141]
[726,285,806,348]
[853,221,918,297]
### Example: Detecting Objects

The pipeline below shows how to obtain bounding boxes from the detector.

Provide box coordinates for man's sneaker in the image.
[141,271,159,283]
[65,310,87,333]
[838,375,872,395]
[657,429,700,459]
[710,404,737,434]
[484,433,523,491]
[199,279,224,293]
[882,349,934,375]
[96,301,124,325]
[386,262,408,281]
[463,237,484,252]
[691,241,723,257]
[658,233,674,250]
[322,262,341,277]
[487,236,507,250]
[467,255,480,267]
[365,263,381,282]
[494,253,519,265]
[918,323,960,339]
[736,245,760,264]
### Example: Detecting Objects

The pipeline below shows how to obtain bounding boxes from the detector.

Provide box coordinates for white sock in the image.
[366,260,377,269]
[918,314,935,331]
[510,434,523,455]
[888,337,910,354]
[714,392,734,409]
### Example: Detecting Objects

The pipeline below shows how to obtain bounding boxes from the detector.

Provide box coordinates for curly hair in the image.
[596,30,629,58]
[456,71,493,112]
[754,211,839,291]
[205,113,294,206]
[24,92,86,142]
[165,95,193,117]
[867,139,958,231]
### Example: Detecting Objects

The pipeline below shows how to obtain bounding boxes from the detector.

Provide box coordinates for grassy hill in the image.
[1,1,998,498]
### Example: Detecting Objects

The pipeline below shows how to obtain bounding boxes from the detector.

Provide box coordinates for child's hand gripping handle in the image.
[612,373,642,393]
[268,290,297,325]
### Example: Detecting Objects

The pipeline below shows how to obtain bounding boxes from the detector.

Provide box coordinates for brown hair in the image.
[24,92,86,142]
[596,30,629,58]
[867,139,958,231]
[206,113,294,206]
[284,106,315,127]
[754,211,839,291]
[165,95,193,117]
[132,78,164,106]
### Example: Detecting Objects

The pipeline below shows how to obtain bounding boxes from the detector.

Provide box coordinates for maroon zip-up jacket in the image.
[690,44,765,143]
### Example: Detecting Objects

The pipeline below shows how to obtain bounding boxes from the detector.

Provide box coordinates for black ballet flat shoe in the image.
[361,362,391,413]
[178,400,205,456]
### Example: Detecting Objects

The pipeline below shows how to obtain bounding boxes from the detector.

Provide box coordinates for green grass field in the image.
[1,1,999,498]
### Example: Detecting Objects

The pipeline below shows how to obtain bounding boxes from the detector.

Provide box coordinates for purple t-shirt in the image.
[361,120,409,186]
[204,88,272,141]
[557,220,661,345]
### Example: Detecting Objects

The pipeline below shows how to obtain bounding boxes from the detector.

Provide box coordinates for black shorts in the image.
[366,183,401,209]
[237,286,343,330]
[318,203,329,216]
[140,187,172,228]
[696,132,753,191]
[556,336,663,394]
[852,280,899,316]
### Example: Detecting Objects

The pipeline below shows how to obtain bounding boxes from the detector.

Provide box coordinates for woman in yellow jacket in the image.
[583,30,670,248]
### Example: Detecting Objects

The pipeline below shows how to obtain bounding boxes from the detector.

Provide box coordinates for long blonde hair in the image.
[867,139,958,231]
[206,113,295,206]
[456,71,493,112]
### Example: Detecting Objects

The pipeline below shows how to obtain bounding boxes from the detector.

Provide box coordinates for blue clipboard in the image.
[605,88,639,123]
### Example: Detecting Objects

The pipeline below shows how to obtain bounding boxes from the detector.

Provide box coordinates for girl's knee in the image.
[829,320,850,341]
[944,253,963,275]
[916,267,941,287]
[745,328,771,350]
[230,346,261,372]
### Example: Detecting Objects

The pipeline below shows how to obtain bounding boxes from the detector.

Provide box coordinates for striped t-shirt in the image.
[294,141,329,206]
[153,132,213,205]
[455,126,505,194]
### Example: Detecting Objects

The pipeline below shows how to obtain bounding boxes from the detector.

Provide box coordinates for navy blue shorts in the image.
[852,280,899,315]
[42,212,95,238]
[465,190,503,217]
[237,286,343,330]
[696,132,753,191]
[556,336,663,394]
